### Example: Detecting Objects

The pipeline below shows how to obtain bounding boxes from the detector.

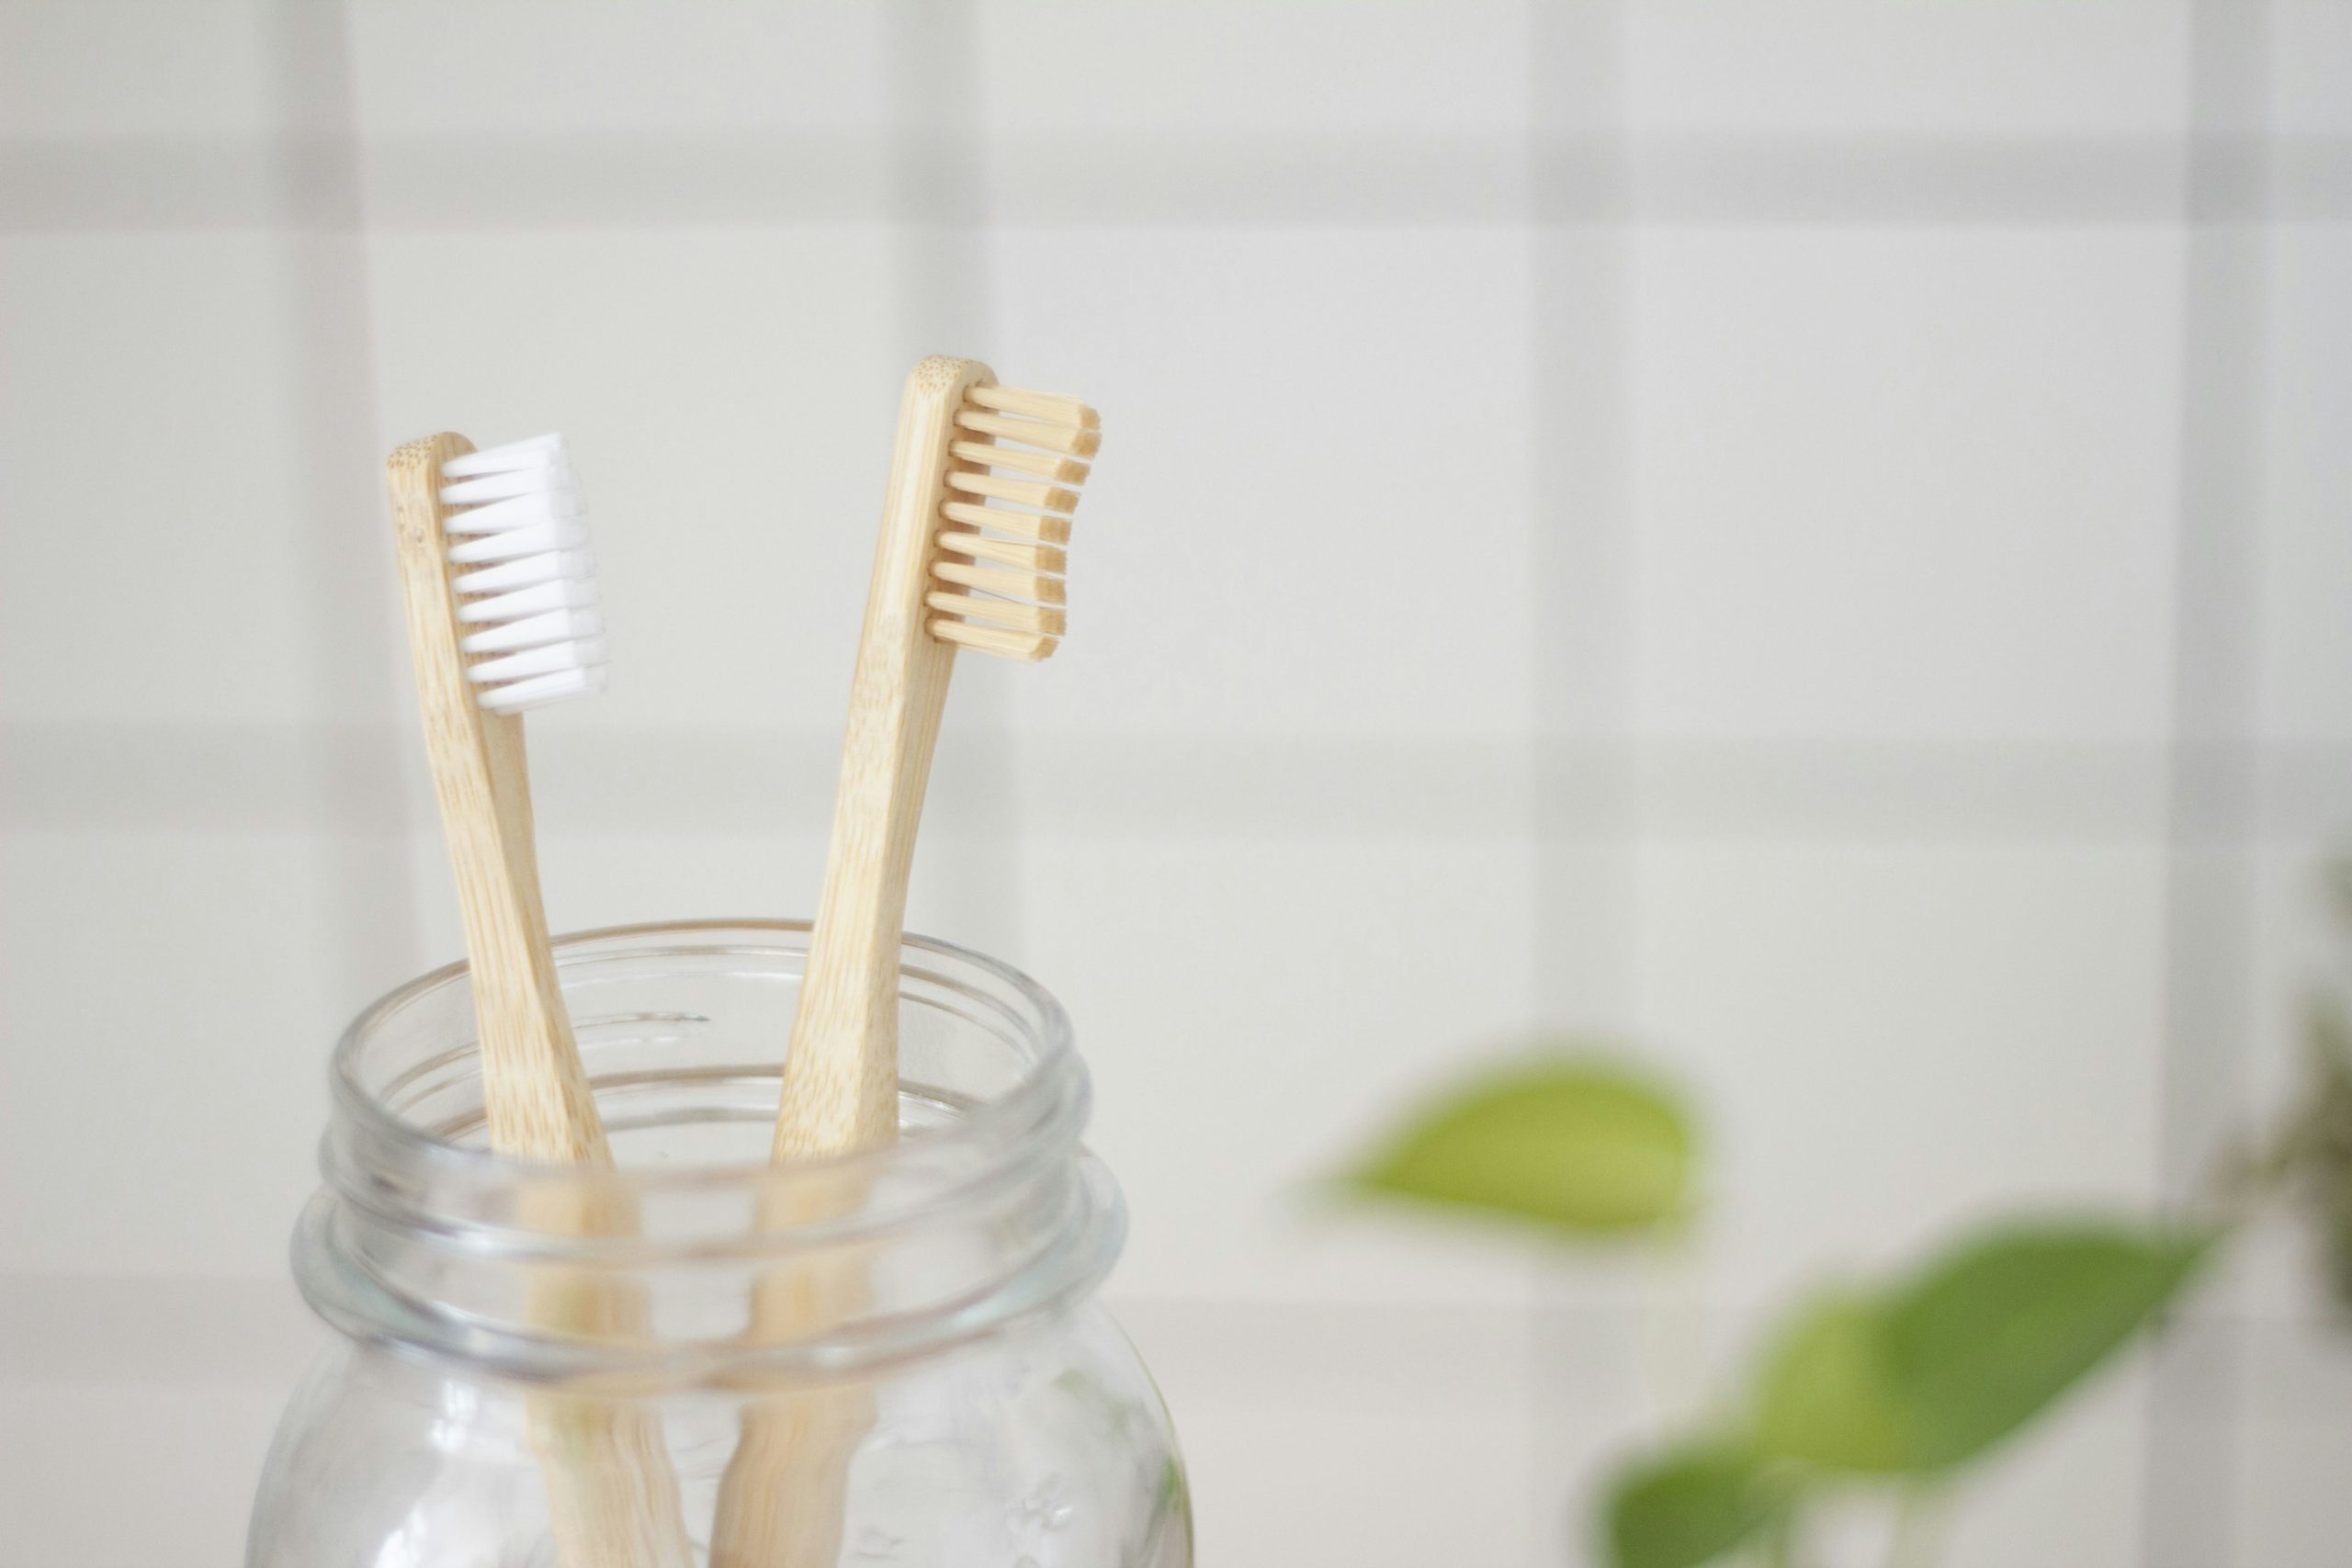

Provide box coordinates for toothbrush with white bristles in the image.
[443,433,609,712]
[385,432,690,1568]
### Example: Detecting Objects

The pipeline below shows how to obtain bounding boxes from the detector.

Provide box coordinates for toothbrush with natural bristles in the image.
[385,433,692,1568]
[710,358,1099,1568]
[776,356,1094,1160]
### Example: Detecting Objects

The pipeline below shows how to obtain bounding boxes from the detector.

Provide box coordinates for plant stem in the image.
[1887,1485,1949,1568]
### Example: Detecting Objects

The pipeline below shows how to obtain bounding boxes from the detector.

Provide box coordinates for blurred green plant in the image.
[1340,1056,1696,1238]
[1344,863,2352,1564]
[2228,860,2352,1317]
[1606,1445,1797,1568]
[1344,1065,2212,1567]
[1610,1221,2211,1568]
[2259,1003,2352,1310]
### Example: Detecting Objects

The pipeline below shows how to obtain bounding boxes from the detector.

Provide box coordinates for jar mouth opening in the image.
[306,919,1121,1381]
[331,917,1080,1196]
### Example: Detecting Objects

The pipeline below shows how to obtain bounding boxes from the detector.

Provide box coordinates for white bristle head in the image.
[929,386,1099,662]
[438,434,607,713]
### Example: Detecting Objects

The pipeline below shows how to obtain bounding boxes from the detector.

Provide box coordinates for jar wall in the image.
[246,922,1191,1568]
[248,1303,1189,1567]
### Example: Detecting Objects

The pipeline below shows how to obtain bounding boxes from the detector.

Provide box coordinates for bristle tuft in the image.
[965,384,1097,429]
[946,469,1080,513]
[954,410,1098,458]
[439,434,605,713]
[925,385,1098,661]
[927,590,1066,638]
[950,440,1088,485]
[937,530,1067,574]
[933,558,1067,606]
[942,500,1068,544]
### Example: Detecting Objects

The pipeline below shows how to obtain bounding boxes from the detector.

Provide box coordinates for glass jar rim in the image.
[302,918,1123,1384]
[331,916,1080,1194]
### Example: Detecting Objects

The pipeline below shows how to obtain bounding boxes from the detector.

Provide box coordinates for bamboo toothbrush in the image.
[385,433,693,1568]
[710,357,1099,1568]
[776,355,1094,1158]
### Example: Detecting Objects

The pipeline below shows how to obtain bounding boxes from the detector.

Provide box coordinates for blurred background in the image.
[3,2,2348,1564]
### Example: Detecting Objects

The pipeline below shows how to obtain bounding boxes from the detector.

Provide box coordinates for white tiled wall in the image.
[1625,227,2183,743]
[2,3,2346,1566]
[2256,223,2352,745]
[364,226,910,728]
[0,2,284,139]
[978,2,1536,137]
[0,234,322,725]
[983,224,1540,739]
[2264,1,2352,137]
[1630,842,2170,1308]
[1024,834,1541,1307]
[0,831,342,1275]
[1621,1,2193,138]
[346,1,896,137]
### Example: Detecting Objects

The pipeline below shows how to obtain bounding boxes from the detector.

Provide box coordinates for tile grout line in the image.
[1524,2,1642,1561]
[878,0,1029,962]
[12,725,2348,841]
[265,0,426,1009]
[2141,1,2274,1562]
[4,131,2346,232]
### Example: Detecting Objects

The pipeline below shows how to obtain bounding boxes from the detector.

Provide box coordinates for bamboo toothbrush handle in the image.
[772,356,995,1161]
[388,434,605,1163]
[714,360,993,1568]
[719,362,1098,1568]
[388,436,694,1568]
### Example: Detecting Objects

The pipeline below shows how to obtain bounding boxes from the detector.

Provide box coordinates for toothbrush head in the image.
[435,434,608,713]
[926,382,1100,663]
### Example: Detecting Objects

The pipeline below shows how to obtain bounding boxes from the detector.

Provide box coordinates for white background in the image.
[2,3,2348,1564]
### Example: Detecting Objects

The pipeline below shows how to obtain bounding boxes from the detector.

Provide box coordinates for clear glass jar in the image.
[247,919,1192,1568]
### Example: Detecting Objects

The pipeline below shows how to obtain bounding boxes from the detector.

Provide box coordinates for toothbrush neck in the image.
[777,629,958,1156]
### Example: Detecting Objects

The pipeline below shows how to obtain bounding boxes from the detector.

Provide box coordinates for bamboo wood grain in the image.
[769,355,998,1163]
[714,358,1099,1567]
[386,435,693,1568]
[711,356,997,1568]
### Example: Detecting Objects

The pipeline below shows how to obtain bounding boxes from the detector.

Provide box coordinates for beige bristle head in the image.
[927,384,1097,661]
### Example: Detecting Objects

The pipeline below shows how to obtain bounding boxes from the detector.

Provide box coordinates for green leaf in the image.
[1750,1222,2211,1477]
[1751,1293,1914,1472]
[1605,1444,1791,1568]
[1881,1222,2211,1467]
[1343,1057,1696,1237]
